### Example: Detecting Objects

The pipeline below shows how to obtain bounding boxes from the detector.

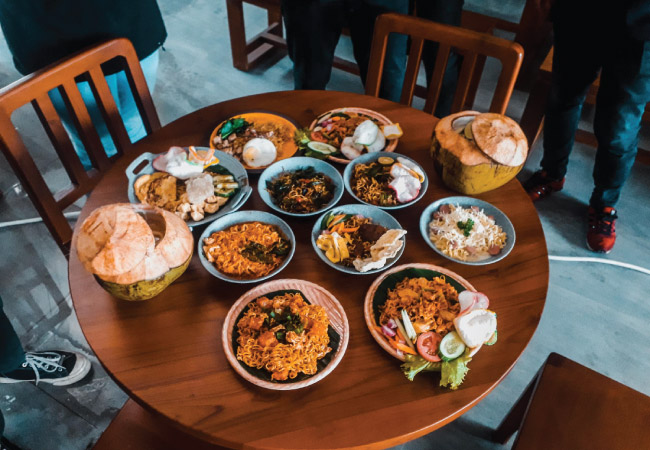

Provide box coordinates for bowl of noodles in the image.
[258,157,344,217]
[198,210,295,283]
[343,152,428,210]
[364,263,475,362]
[311,204,406,275]
[419,197,515,265]
[222,278,349,390]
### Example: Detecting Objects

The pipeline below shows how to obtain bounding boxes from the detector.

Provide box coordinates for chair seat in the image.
[93,399,226,450]
[512,353,650,450]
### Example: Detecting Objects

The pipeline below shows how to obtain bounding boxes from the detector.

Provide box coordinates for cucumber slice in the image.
[215,187,236,197]
[439,331,466,361]
[485,330,498,346]
[307,141,337,154]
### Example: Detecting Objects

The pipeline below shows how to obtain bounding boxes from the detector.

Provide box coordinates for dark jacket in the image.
[0,0,167,75]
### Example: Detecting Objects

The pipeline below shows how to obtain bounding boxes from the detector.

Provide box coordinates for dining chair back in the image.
[0,38,160,255]
[366,13,524,115]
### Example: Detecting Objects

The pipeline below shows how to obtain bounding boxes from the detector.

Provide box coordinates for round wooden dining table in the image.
[69,91,548,449]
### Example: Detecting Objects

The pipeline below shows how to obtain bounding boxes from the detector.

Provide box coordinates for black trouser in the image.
[282,0,410,101]
[542,4,650,208]
[0,296,26,439]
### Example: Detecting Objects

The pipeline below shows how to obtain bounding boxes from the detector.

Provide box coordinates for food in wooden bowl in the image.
[209,112,299,171]
[126,147,251,226]
[364,264,497,390]
[300,107,402,164]
[343,152,428,210]
[431,111,528,194]
[75,203,193,301]
[222,278,349,390]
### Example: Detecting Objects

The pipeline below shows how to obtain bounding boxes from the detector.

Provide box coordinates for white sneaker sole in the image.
[0,352,92,386]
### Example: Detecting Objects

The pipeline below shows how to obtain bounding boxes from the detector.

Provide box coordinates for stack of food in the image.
[75,203,193,301]
[431,112,528,194]
[134,146,239,222]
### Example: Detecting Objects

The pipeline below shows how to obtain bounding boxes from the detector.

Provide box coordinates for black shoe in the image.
[1,436,22,450]
[0,351,91,386]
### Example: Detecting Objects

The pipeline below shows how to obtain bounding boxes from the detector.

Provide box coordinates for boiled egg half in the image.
[242,138,277,168]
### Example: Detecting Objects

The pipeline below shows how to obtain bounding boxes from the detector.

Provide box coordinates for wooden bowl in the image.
[364,263,476,362]
[222,279,349,390]
[309,107,399,165]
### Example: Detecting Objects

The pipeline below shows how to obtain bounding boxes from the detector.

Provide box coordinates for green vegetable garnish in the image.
[401,354,442,381]
[456,218,475,237]
[439,350,472,390]
[219,117,250,139]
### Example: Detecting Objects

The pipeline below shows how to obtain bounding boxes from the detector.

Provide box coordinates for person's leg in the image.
[0,297,25,376]
[539,19,602,180]
[416,0,464,117]
[282,0,345,90]
[349,0,409,102]
[590,40,650,208]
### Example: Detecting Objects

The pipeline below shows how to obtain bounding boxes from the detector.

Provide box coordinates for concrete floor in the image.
[0,1,649,449]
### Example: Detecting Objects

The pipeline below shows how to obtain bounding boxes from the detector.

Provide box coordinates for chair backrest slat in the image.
[87,66,132,156]
[450,52,478,113]
[399,37,425,106]
[423,44,451,114]
[366,13,523,116]
[31,93,89,187]
[0,38,160,254]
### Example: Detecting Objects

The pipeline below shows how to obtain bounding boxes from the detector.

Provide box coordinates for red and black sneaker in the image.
[587,207,617,253]
[523,170,565,202]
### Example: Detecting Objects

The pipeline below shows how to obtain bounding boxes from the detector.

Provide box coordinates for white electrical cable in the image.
[0,210,81,229]
[548,255,650,276]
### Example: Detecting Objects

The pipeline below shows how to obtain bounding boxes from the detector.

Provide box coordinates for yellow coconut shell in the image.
[75,203,194,301]
[431,111,528,195]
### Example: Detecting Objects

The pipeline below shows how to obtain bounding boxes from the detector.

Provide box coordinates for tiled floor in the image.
[0,1,649,449]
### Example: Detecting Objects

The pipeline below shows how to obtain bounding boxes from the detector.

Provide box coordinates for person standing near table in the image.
[523,0,650,253]
[281,0,410,102]
[0,0,167,170]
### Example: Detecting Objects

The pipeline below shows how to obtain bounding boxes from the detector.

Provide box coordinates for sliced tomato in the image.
[416,332,442,362]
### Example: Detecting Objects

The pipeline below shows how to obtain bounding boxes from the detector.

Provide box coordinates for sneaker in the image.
[0,351,91,386]
[523,170,565,202]
[587,207,617,253]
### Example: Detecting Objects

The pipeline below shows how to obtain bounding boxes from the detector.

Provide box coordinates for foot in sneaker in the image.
[587,207,617,253]
[523,170,565,202]
[0,351,91,386]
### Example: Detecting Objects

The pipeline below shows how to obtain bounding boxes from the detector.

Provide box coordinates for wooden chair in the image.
[493,353,650,449]
[520,47,650,163]
[365,13,523,115]
[0,38,160,255]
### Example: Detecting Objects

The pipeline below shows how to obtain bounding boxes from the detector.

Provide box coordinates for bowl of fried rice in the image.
[198,210,296,283]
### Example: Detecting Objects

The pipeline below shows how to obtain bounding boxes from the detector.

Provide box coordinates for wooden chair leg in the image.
[226,0,250,71]
[267,5,283,37]
[492,364,543,445]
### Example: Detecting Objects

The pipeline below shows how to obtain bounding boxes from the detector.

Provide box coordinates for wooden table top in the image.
[69,91,549,449]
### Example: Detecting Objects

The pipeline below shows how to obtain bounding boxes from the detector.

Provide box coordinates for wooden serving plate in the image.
[364,263,476,362]
[309,107,399,164]
[222,278,349,390]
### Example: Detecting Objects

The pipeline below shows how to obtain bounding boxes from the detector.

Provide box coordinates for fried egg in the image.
[242,138,277,168]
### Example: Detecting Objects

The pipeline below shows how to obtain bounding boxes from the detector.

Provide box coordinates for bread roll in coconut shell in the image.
[431,111,528,195]
[75,203,193,301]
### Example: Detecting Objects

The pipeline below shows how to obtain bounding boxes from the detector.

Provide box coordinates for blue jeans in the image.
[542,14,650,208]
[0,296,26,439]
[49,50,160,170]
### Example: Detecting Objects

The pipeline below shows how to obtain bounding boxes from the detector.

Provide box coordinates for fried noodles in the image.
[202,222,290,279]
[379,276,460,336]
[266,167,335,214]
[351,162,397,206]
[236,292,331,381]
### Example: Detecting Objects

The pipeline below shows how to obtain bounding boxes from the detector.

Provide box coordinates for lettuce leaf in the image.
[401,354,442,381]
[440,350,472,390]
